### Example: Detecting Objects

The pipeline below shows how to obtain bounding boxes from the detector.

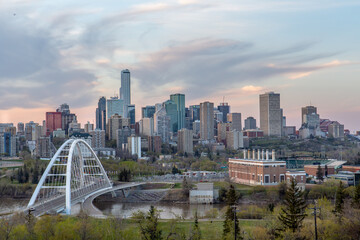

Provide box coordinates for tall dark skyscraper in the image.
[217,102,230,122]
[56,103,77,135]
[170,93,185,131]
[128,104,136,125]
[244,116,257,130]
[120,69,131,118]
[189,105,200,121]
[142,106,156,118]
[96,97,106,131]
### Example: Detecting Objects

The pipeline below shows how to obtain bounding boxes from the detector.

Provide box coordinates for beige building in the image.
[200,101,214,141]
[108,114,130,140]
[140,117,154,137]
[178,128,193,154]
[227,113,242,131]
[217,122,232,142]
[259,92,282,136]
[89,129,105,148]
[226,130,244,150]
[328,122,344,139]
[84,121,94,133]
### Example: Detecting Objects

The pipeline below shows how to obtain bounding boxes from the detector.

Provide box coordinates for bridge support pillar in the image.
[111,191,117,198]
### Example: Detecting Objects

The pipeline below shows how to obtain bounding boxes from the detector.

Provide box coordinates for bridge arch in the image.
[28,139,112,215]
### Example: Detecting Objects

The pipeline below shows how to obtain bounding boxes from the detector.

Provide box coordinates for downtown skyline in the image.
[0,0,359,131]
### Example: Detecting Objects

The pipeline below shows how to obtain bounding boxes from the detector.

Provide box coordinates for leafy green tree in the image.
[316,165,324,182]
[334,181,345,214]
[223,185,241,240]
[278,178,307,232]
[352,183,360,208]
[139,206,162,240]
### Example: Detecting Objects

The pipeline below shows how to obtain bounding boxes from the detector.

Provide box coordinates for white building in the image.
[154,107,171,143]
[128,135,141,159]
[189,183,218,204]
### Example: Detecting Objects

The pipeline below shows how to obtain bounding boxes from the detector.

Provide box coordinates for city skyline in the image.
[0,1,359,131]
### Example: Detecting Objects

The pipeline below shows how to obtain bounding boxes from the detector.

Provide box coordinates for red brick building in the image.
[342,166,360,173]
[243,129,264,138]
[304,165,335,178]
[45,112,62,136]
[229,156,287,186]
[286,171,306,184]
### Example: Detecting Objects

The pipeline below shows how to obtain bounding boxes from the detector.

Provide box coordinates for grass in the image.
[119,219,263,239]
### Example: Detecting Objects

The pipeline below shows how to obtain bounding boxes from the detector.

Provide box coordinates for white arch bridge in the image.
[27,139,132,217]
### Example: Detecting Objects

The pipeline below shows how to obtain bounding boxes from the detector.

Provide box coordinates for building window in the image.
[301,176,304,181]
[280,175,285,182]
[273,175,276,183]
[265,166,269,168]
[264,175,270,183]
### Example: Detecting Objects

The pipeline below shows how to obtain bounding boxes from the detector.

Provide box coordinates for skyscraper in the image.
[200,101,214,141]
[96,97,106,131]
[106,97,124,119]
[128,104,136,125]
[218,103,230,122]
[301,106,317,125]
[142,106,156,118]
[163,100,178,132]
[56,103,77,135]
[227,113,242,131]
[244,117,256,130]
[178,128,193,154]
[120,69,131,117]
[170,93,185,131]
[259,92,282,136]
[189,105,200,121]
[45,112,62,136]
[154,106,171,143]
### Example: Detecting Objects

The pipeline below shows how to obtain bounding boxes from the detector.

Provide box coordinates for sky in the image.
[0,0,359,131]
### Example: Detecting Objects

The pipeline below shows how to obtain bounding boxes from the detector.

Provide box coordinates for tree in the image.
[334,181,345,214]
[182,178,191,197]
[223,185,241,240]
[278,178,307,232]
[139,206,162,240]
[324,165,328,178]
[189,211,201,240]
[352,183,360,208]
[316,165,324,182]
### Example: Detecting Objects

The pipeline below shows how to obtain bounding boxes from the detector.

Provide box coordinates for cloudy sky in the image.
[0,0,359,131]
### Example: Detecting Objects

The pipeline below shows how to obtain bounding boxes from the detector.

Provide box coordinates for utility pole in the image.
[309,200,320,240]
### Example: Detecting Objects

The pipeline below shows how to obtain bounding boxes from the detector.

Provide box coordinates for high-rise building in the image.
[301,106,317,125]
[0,132,16,157]
[142,106,156,118]
[178,128,193,154]
[227,113,242,132]
[140,118,154,137]
[154,107,171,143]
[116,127,132,149]
[259,92,282,136]
[170,93,185,131]
[89,129,106,148]
[108,114,130,140]
[96,97,106,131]
[148,135,162,153]
[35,137,52,158]
[200,101,214,141]
[217,122,232,142]
[127,104,136,125]
[107,96,124,119]
[189,105,200,121]
[218,103,230,122]
[120,69,131,117]
[68,120,82,136]
[84,122,94,133]
[17,122,24,135]
[128,135,141,159]
[56,104,77,135]
[163,100,178,132]
[46,112,62,136]
[328,122,344,139]
[244,117,256,130]
[25,122,37,141]
[226,130,244,150]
